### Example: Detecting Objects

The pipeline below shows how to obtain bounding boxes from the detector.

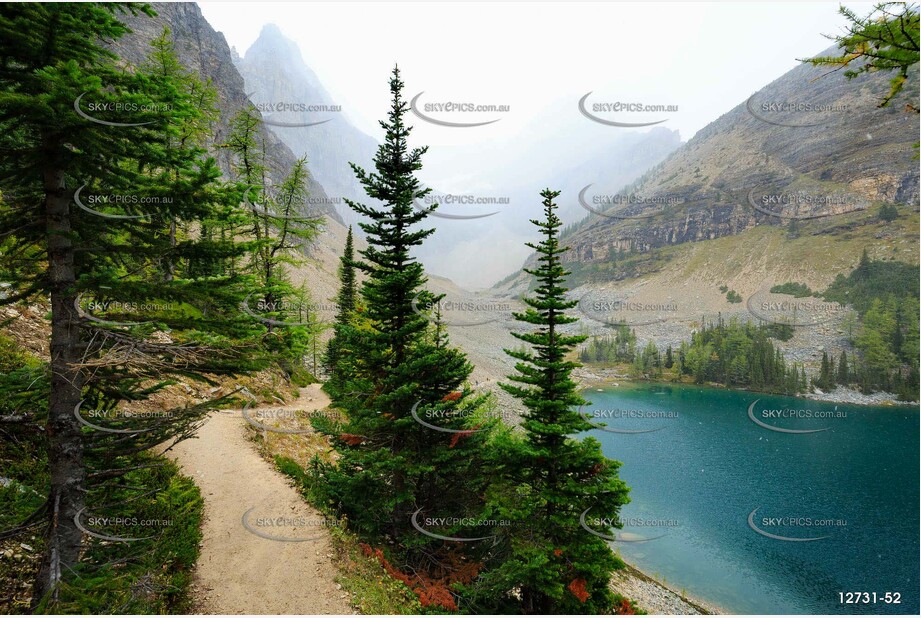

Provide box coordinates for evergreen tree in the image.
[815,351,834,391]
[222,107,323,380]
[837,351,850,385]
[0,7,260,604]
[485,189,630,614]
[336,226,357,317]
[879,203,899,221]
[323,226,357,396]
[806,2,919,109]
[320,68,496,572]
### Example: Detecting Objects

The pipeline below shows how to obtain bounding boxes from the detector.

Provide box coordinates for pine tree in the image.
[222,107,323,379]
[0,7,260,604]
[323,226,357,397]
[815,351,835,391]
[486,189,630,614]
[837,351,850,385]
[879,203,899,221]
[320,68,496,566]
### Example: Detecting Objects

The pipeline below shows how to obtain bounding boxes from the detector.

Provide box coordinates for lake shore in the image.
[565,368,726,614]
[613,562,725,615]
[573,366,918,408]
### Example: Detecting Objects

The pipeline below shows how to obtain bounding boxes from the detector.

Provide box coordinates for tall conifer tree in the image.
[487,189,630,614]
[323,225,357,396]
[0,6,260,603]
[322,68,495,562]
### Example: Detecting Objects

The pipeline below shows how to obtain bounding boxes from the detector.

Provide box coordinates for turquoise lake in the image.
[579,383,919,614]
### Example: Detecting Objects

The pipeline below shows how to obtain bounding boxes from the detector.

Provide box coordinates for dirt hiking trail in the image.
[166,385,352,614]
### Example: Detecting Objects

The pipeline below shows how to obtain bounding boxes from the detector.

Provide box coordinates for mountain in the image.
[236,24,378,226]
[416,122,682,288]
[492,46,919,374]
[540,46,918,284]
[233,25,684,288]
[110,4,340,226]
[109,3,352,322]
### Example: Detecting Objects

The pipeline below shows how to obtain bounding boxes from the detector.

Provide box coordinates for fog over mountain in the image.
[236,24,377,228]
[237,24,682,288]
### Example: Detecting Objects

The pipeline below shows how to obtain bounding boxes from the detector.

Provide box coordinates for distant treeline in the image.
[580,320,807,395]
[581,253,919,401]
[814,253,919,400]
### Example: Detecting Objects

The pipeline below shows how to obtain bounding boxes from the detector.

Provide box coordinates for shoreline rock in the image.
[803,386,916,407]
[613,562,725,615]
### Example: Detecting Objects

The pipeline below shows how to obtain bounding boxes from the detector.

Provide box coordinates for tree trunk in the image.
[33,156,86,606]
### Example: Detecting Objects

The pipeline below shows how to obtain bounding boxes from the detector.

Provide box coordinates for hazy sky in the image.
[197,1,874,288]
[199,1,867,147]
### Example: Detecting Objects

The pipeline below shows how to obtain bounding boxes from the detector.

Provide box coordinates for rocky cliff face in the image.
[109,3,341,225]
[556,47,920,270]
[106,2,350,327]
[237,24,378,226]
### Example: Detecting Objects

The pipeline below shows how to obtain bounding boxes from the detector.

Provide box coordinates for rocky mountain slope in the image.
[111,4,340,225]
[111,3,351,325]
[236,24,378,227]
[490,47,919,383]
[539,46,919,279]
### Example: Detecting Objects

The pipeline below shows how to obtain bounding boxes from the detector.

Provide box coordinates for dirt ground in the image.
[166,386,353,615]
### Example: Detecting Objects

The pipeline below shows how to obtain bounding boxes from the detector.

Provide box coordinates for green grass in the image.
[561,203,919,290]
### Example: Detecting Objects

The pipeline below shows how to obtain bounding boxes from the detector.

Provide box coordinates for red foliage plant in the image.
[441,391,463,402]
[568,578,590,603]
[448,423,482,448]
[614,597,638,615]
[338,433,364,446]
[359,542,481,611]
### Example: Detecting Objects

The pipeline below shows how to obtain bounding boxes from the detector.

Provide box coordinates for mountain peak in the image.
[246,22,302,63]
[259,23,283,38]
